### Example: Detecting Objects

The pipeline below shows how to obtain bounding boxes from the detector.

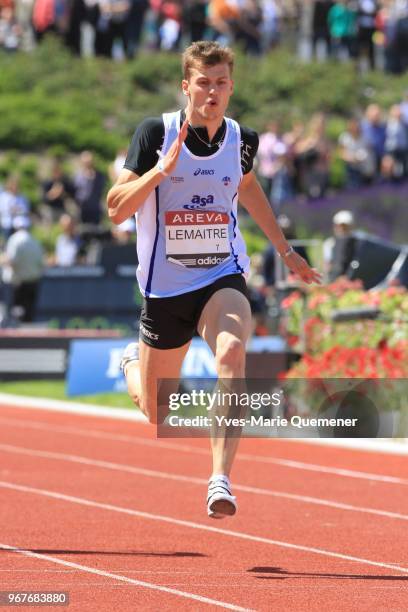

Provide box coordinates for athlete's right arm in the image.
[107,167,163,225]
[107,119,188,225]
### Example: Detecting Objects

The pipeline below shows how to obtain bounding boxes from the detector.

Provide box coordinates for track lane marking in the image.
[0,543,250,611]
[0,416,407,485]
[0,443,407,522]
[1,481,408,576]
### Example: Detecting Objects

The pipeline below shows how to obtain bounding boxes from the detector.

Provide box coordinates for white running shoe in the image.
[120,342,139,376]
[207,475,237,519]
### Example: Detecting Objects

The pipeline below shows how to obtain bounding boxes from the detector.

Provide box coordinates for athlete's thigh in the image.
[139,339,191,406]
[197,288,252,355]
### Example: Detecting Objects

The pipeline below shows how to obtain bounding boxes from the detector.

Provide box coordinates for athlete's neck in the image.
[184,107,224,142]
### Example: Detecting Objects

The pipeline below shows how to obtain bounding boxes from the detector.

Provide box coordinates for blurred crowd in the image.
[0,149,137,324]
[307,0,408,72]
[1,94,407,327]
[1,96,406,259]
[0,0,298,56]
[257,98,408,208]
[0,1,407,70]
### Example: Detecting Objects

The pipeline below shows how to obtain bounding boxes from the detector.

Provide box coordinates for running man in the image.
[107,41,321,519]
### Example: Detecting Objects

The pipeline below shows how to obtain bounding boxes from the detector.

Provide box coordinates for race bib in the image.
[165,210,231,268]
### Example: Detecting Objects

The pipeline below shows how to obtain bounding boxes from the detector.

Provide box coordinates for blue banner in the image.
[66,336,286,396]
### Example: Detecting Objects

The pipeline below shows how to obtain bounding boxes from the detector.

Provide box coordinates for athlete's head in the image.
[182,41,234,123]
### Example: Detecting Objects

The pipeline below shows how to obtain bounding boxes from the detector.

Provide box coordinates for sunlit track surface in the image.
[0,403,407,611]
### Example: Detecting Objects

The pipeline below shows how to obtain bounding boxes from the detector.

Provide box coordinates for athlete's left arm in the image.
[238,171,322,284]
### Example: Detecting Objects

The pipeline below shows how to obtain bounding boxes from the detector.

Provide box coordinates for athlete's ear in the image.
[182,79,189,96]
[230,79,234,95]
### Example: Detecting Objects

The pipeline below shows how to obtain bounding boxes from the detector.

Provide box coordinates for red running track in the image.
[0,403,407,611]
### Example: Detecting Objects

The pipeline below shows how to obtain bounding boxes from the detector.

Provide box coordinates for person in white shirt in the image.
[54,214,81,267]
[1,216,43,322]
[0,175,30,242]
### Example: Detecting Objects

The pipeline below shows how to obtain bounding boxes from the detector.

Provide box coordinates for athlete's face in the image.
[182,62,233,123]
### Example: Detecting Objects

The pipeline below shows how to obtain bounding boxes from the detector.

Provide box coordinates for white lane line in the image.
[0,416,407,486]
[1,481,408,576]
[0,568,258,577]
[0,543,250,611]
[0,394,145,422]
[298,437,408,456]
[243,455,408,486]
[0,443,407,522]
[2,394,408,457]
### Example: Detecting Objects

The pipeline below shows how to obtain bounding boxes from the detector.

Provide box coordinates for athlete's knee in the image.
[216,334,246,372]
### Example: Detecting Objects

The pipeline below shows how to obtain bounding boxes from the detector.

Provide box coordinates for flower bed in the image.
[283,343,408,378]
[282,278,408,354]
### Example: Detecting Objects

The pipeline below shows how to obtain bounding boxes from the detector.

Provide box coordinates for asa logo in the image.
[193,168,215,176]
[222,176,231,186]
[183,194,214,210]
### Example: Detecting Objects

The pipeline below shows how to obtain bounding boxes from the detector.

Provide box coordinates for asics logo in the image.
[140,324,159,341]
[194,168,215,176]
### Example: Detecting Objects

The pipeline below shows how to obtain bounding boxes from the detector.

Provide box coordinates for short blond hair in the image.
[182,41,234,80]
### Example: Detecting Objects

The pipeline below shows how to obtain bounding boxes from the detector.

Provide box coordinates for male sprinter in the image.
[107,41,321,519]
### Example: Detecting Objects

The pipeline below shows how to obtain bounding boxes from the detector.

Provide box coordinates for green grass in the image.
[0,380,136,410]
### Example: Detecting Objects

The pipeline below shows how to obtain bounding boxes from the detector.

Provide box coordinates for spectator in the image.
[108,146,128,183]
[94,0,131,57]
[0,175,30,242]
[150,0,182,51]
[208,0,241,44]
[111,216,136,243]
[311,0,334,58]
[247,252,269,335]
[392,0,408,74]
[98,217,136,273]
[263,214,310,286]
[356,0,378,69]
[338,117,376,187]
[323,209,356,282]
[379,152,401,182]
[260,0,280,50]
[73,151,106,226]
[125,0,149,57]
[0,5,22,51]
[0,216,43,323]
[235,0,263,55]
[182,0,208,44]
[54,213,82,266]
[65,0,86,55]
[14,0,35,51]
[257,120,293,210]
[384,103,408,177]
[401,89,408,126]
[293,112,331,198]
[41,159,75,222]
[257,121,283,197]
[32,0,69,42]
[361,103,386,171]
[328,0,357,61]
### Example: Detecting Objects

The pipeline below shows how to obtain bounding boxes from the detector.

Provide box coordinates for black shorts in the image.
[139,274,250,350]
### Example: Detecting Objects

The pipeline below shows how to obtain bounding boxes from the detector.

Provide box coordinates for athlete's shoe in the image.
[120,342,139,376]
[207,475,237,519]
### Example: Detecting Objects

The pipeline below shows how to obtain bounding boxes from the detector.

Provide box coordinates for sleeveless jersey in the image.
[135,110,250,298]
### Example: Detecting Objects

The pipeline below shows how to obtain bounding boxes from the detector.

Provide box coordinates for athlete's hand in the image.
[283,251,322,285]
[159,119,189,176]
